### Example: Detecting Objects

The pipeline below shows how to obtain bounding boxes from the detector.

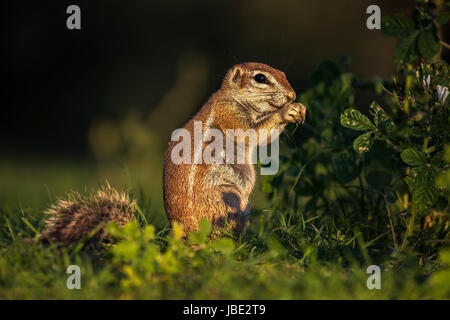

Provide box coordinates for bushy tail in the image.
[39,186,135,244]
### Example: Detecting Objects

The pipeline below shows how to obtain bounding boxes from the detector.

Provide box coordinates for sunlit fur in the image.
[40,186,135,244]
[163,62,306,239]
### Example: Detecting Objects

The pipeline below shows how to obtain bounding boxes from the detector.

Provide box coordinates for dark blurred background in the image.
[1,0,418,221]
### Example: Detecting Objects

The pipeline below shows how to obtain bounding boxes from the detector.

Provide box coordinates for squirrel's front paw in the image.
[280,102,307,124]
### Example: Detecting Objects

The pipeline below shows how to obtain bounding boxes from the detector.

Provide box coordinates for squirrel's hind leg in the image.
[191,186,250,240]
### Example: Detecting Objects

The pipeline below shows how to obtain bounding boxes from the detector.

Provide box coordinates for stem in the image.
[425,239,450,244]
[441,41,450,50]
[399,215,409,253]
[384,194,398,248]
[385,139,401,152]
[436,2,448,59]
[423,137,430,151]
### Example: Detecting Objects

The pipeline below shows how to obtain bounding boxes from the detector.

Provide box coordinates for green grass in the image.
[0,159,449,300]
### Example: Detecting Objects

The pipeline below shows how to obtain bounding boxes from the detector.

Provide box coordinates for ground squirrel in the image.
[163,62,306,238]
[40,62,306,243]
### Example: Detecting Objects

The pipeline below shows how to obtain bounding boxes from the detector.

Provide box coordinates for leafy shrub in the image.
[263,0,449,264]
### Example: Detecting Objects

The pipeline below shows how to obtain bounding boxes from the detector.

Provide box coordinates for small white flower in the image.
[437,85,449,104]
[422,75,431,89]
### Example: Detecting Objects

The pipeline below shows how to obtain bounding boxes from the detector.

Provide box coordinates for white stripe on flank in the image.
[188,110,215,199]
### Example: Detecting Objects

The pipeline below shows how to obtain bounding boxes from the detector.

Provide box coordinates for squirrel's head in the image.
[222,62,296,114]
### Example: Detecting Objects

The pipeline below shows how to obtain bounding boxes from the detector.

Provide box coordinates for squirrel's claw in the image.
[281,102,307,124]
[297,102,307,124]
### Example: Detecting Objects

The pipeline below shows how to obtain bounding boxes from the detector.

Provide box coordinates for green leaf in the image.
[401,148,427,166]
[209,238,234,256]
[353,131,374,153]
[106,222,124,238]
[262,175,274,193]
[188,219,212,244]
[395,31,419,64]
[436,169,450,189]
[436,12,450,24]
[320,127,334,143]
[143,225,155,241]
[404,176,415,189]
[431,150,445,167]
[122,221,141,240]
[369,102,394,133]
[413,181,439,211]
[198,219,212,239]
[112,241,140,263]
[408,165,439,212]
[444,145,450,163]
[341,109,375,131]
[381,14,414,37]
[418,30,440,60]
[430,250,450,298]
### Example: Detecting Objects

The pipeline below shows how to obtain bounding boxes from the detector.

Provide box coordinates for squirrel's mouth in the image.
[253,102,280,115]
[268,102,284,110]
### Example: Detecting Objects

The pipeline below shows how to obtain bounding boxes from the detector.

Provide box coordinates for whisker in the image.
[234,98,262,115]
[291,122,300,135]
[247,92,277,97]
[283,125,298,148]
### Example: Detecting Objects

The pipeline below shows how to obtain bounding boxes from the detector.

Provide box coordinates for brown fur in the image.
[163,62,306,238]
[40,186,135,244]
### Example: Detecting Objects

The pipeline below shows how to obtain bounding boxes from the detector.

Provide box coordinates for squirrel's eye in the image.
[254,73,268,84]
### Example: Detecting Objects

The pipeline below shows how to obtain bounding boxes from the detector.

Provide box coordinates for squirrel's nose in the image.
[286,91,296,102]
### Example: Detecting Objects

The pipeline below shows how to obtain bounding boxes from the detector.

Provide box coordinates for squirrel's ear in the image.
[229,66,243,85]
